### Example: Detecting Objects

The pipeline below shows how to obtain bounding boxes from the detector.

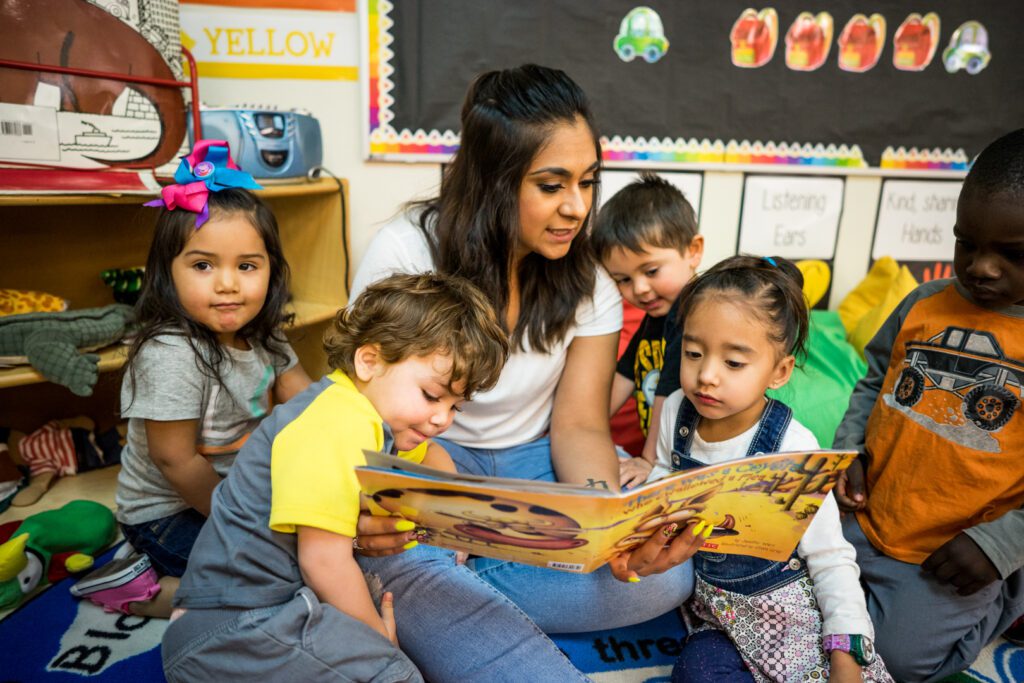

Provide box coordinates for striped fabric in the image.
[19,421,78,477]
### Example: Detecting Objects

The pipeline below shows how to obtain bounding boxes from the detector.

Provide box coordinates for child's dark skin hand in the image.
[834,457,868,513]
[921,533,1000,596]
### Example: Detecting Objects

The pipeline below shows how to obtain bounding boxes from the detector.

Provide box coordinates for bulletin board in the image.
[363,0,1024,172]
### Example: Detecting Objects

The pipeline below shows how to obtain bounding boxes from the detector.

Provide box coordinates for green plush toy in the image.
[0,500,116,610]
[0,304,134,396]
[101,268,145,306]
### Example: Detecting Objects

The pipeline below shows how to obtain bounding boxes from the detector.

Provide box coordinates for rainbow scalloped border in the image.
[365,0,966,171]
[880,146,969,171]
[366,0,460,158]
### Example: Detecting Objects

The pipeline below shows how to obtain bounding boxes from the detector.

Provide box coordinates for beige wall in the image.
[195,76,439,277]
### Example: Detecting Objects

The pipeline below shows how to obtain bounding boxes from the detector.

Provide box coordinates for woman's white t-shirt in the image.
[350,212,622,449]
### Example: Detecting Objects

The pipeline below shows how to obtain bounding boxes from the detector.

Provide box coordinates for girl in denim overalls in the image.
[648,256,893,683]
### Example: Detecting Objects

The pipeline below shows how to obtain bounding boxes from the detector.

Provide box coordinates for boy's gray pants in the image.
[844,515,1024,683]
[162,587,422,683]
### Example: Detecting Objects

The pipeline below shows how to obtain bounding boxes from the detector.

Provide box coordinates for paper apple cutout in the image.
[893,12,941,71]
[838,13,886,72]
[785,12,834,71]
[730,8,779,68]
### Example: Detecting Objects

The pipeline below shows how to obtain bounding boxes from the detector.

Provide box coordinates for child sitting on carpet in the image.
[71,140,312,617]
[649,256,892,683]
[160,272,508,682]
[834,128,1024,682]
[592,172,703,489]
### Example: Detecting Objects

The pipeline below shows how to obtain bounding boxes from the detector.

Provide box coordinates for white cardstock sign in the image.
[873,180,962,262]
[598,170,703,217]
[739,176,844,259]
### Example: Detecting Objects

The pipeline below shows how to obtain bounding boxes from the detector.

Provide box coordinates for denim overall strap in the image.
[668,396,706,472]
[744,397,792,457]
[669,396,791,472]
[690,397,807,596]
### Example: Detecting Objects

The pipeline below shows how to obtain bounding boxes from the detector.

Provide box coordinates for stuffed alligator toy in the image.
[0,304,134,396]
[0,500,116,610]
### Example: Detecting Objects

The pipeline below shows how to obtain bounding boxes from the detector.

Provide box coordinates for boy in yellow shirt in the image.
[162,273,508,682]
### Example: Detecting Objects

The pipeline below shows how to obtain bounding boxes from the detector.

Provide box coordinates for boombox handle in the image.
[0,45,203,162]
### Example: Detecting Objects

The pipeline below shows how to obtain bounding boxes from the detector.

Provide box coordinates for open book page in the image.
[357,449,856,573]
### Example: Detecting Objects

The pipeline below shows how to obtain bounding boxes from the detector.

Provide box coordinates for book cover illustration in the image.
[357,449,856,573]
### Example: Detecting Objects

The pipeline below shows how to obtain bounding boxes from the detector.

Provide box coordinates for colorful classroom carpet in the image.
[0,544,679,682]
[1,548,1020,682]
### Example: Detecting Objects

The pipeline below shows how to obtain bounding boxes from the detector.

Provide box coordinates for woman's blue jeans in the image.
[357,436,694,682]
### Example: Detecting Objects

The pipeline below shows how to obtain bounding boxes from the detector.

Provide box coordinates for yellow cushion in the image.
[841,258,918,357]
[796,259,831,309]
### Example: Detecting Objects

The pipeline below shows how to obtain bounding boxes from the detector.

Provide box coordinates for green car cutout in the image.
[615,7,670,64]
[943,21,991,75]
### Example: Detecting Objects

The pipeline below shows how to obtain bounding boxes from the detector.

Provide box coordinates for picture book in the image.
[356,449,857,573]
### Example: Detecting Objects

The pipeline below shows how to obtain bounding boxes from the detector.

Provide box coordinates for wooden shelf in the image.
[0,299,340,390]
[1,177,348,403]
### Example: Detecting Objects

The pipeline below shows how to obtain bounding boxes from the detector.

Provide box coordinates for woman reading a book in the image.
[349,64,704,680]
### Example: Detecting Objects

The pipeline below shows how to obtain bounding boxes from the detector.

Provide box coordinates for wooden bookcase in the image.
[0,177,349,433]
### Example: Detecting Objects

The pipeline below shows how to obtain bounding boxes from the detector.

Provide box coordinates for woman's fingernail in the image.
[662,523,678,537]
[703,525,714,539]
[395,520,416,532]
[402,540,419,550]
[628,576,641,583]
[692,521,705,536]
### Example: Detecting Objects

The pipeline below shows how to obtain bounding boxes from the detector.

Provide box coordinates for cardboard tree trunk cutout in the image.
[0,0,186,169]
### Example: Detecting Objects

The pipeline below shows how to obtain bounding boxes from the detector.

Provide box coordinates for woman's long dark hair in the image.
[412,64,602,352]
[126,189,293,400]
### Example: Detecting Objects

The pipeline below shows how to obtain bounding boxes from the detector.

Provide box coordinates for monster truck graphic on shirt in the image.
[893,327,1022,431]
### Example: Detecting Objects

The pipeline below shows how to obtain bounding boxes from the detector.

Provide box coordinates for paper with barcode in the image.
[0,103,60,161]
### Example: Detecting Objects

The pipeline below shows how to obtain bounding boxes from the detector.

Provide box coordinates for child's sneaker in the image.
[1004,615,1024,647]
[112,539,137,561]
[70,553,161,613]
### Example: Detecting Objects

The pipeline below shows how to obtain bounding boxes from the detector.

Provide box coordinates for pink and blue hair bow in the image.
[145,139,262,227]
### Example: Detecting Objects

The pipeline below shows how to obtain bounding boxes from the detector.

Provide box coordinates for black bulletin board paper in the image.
[371,0,1023,169]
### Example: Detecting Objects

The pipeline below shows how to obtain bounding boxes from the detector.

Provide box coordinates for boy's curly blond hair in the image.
[325,273,509,399]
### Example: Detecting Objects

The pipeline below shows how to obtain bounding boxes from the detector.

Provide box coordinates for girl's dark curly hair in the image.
[126,189,293,400]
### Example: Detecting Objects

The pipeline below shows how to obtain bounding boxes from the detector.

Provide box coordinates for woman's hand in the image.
[353,509,419,557]
[608,519,706,582]
[381,592,399,646]
[619,456,653,490]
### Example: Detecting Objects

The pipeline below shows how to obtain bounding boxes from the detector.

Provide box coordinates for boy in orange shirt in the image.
[835,129,1024,682]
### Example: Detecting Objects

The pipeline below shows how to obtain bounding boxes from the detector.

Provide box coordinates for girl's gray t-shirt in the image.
[115,333,297,525]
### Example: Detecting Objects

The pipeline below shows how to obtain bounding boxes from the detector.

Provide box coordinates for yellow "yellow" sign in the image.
[203,28,335,58]
[181,5,358,81]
